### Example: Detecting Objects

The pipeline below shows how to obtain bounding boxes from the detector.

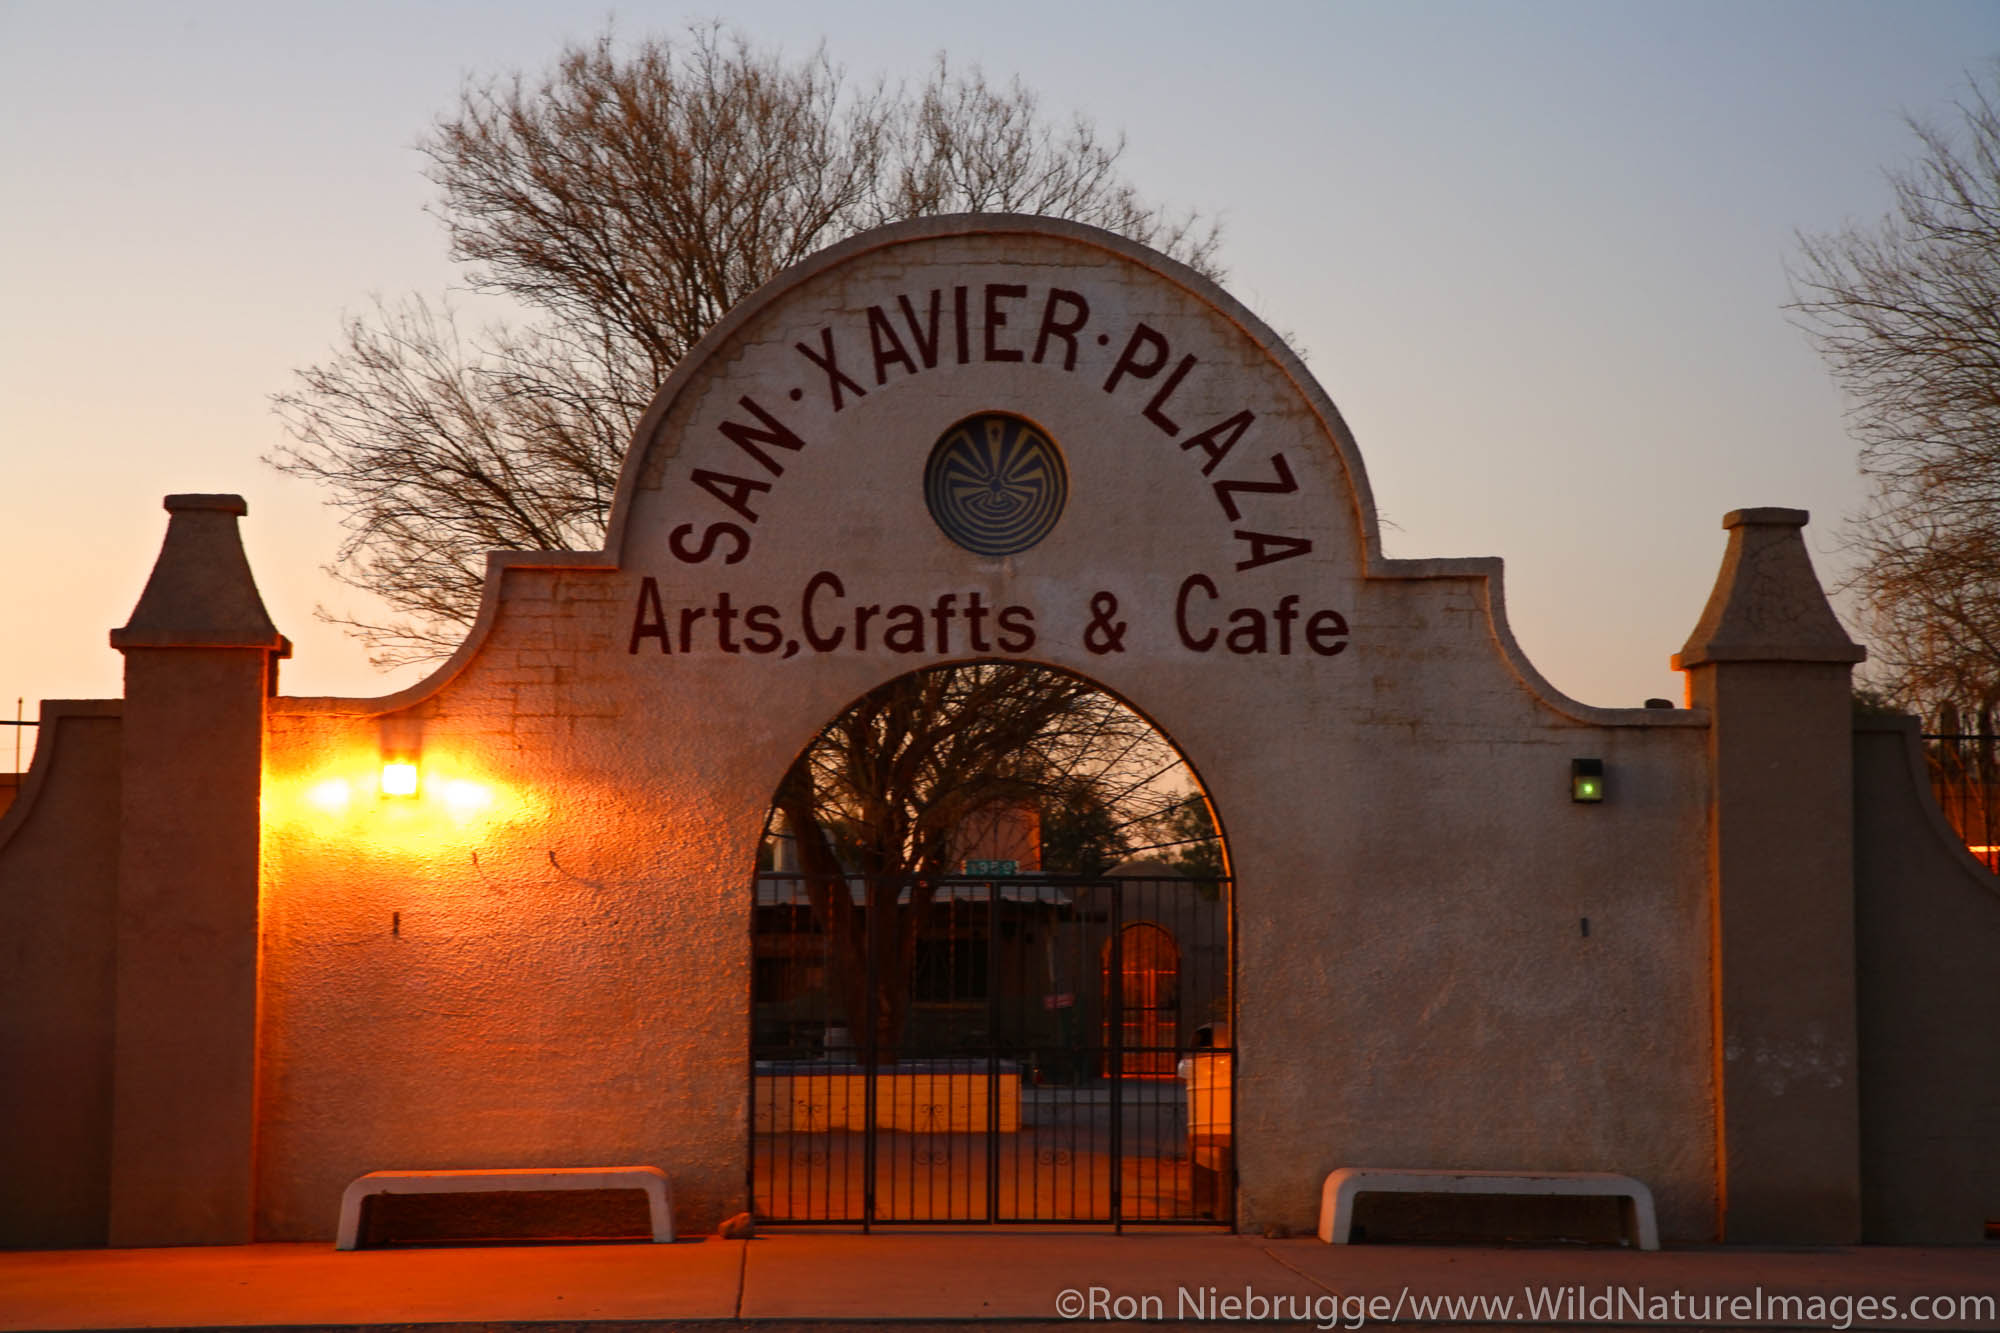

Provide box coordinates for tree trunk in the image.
[776,759,933,1066]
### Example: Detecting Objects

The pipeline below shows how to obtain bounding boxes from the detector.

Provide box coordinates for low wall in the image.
[0,701,122,1247]
[1852,716,2000,1242]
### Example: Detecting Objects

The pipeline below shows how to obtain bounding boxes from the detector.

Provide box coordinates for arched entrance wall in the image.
[245,219,1721,1239]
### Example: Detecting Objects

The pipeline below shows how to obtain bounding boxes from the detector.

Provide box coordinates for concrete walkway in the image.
[2,1232,1997,1331]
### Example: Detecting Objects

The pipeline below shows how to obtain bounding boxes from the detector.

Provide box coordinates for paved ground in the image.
[2,1232,1997,1331]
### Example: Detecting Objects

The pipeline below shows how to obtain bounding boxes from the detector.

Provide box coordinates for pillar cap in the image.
[162,493,249,516]
[111,494,285,651]
[1672,507,1864,669]
[1721,506,1808,529]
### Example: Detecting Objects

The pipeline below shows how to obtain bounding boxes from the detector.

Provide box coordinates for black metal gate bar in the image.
[1108,880,1123,1232]
[861,879,878,1230]
[750,873,1233,1227]
[986,880,1002,1222]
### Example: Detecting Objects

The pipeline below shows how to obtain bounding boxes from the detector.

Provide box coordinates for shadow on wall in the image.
[1852,716,2000,1243]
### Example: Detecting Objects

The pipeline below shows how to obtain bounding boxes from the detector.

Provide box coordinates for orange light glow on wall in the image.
[265,741,533,859]
[306,778,352,813]
[442,778,490,814]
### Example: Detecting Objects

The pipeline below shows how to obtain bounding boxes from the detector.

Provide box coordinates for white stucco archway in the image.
[252,217,1710,1238]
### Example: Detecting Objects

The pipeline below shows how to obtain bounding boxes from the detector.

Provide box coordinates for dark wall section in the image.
[1853,716,2000,1242]
[0,702,122,1248]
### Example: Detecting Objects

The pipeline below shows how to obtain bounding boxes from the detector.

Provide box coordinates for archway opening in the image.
[749,660,1232,1227]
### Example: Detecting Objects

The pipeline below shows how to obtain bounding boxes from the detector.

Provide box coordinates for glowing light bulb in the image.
[1570,758,1605,804]
[381,761,420,797]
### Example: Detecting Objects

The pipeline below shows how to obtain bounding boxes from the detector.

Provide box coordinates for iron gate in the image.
[750,873,1233,1227]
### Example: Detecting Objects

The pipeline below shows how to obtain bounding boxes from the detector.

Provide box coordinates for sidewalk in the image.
[2,1231,1997,1331]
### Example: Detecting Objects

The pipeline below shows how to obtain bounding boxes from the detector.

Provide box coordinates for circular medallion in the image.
[923,413,1068,557]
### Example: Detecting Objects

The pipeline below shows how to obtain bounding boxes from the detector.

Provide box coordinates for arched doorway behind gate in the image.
[1104,922,1181,1078]
[748,662,1233,1227]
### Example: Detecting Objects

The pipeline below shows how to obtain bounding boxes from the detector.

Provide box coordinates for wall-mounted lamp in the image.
[381,759,420,797]
[379,712,423,799]
[1571,758,1605,804]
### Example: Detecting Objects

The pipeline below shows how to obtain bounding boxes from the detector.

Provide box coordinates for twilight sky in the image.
[3,0,1996,760]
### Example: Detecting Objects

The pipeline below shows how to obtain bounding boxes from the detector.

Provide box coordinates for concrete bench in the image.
[336,1166,673,1249]
[1318,1167,1658,1250]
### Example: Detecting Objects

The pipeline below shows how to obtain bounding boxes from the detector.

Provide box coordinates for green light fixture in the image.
[1571,758,1605,804]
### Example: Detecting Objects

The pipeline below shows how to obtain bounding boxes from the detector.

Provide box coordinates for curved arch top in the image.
[605,215,1387,577]
[580,213,1688,730]
[314,213,1704,730]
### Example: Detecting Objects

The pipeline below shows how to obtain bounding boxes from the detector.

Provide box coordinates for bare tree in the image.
[1791,67,2000,723]
[275,26,1221,665]
[771,663,1194,1059]
[279,29,1228,1055]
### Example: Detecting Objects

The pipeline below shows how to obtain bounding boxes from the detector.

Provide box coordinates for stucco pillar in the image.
[107,495,286,1246]
[1672,508,1865,1244]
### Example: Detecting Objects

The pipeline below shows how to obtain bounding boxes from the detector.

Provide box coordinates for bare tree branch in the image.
[274,25,1223,662]
[775,662,1202,1055]
[278,27,1230,1053]
[1791,64,2000,722]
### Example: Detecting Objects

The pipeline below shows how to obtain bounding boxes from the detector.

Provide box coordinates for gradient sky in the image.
[4,1,1997,763]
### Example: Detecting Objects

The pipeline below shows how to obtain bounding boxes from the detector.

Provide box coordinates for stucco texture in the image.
[1852,717,2000,1241]
[0,702,122,1247]
[252,219,1715,1240]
